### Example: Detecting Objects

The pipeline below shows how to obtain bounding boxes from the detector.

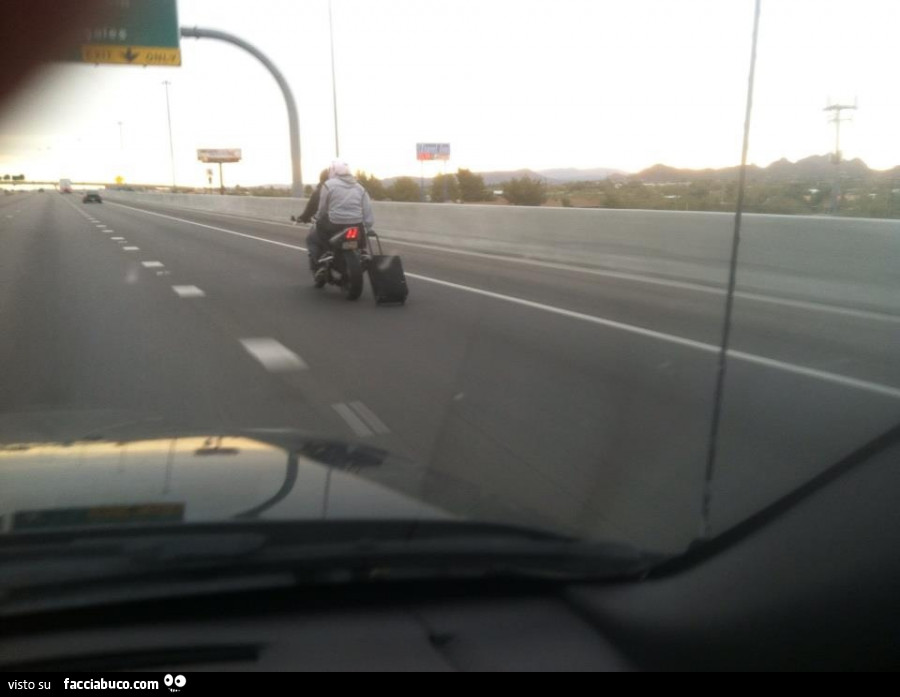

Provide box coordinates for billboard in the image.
[197,149,242,163]
[416,143,451,161]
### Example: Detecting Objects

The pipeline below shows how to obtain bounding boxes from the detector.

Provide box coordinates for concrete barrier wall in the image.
[104,192,900,313]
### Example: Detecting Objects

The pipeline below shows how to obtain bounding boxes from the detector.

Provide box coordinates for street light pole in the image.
[117,120,125,184]
[162,80,176,191]
[181,26,304,197]
[329,0,340,158]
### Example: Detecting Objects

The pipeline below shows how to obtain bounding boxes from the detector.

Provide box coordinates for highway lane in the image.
[1,192,899,551]
[105,196,900,388]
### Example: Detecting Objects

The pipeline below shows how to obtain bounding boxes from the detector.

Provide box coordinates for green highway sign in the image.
[73,0,181,66]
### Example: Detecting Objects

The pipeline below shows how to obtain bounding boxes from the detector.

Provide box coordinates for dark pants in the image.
[305,226,330,270]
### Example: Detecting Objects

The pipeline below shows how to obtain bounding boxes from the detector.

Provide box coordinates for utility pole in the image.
[824,100,856,214]
[163,81,176,191]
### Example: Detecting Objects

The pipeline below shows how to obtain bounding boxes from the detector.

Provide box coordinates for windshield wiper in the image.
[0,521,664,616]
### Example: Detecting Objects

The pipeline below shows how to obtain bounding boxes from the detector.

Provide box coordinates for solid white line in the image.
[109,202,306,251]
[386,239,900,325]
[172,285,205,298]
[729,350,900,400]
[405,273,900,400]
[333,403,374,438]
[110,202,900,400]
[142,261,165,268]
[109,201,900,325]
[349,401,390,434]
[239,338,307,372]
[415,272,721,353]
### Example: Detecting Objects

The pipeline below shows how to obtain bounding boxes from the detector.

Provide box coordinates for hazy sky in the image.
[1,0,898,187]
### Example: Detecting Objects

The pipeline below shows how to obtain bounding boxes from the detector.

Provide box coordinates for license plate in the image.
[342,241,358,250]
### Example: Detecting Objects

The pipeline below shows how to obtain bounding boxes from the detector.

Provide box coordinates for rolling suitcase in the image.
[368,254,409,305]
[366,232,408,304]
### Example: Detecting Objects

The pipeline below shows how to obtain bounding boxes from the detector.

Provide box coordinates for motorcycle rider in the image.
[297,168,329,226]
[306,160,375,281]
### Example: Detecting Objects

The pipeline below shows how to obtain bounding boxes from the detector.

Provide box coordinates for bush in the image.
[431,174,460,202]
[503,176,546,206]
[457,168,490,202]
[357,171,388,201]
[389,177,422,202]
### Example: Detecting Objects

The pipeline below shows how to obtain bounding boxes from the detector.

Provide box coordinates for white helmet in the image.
[329,159,351,178]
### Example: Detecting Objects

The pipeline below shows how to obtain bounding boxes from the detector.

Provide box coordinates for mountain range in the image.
[634,155,898,183]
[259,156,898,190]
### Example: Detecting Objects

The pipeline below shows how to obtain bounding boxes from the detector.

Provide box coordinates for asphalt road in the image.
[1,192,898,551]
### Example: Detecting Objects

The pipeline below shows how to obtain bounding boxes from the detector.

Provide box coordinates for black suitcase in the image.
[368,254,408,304]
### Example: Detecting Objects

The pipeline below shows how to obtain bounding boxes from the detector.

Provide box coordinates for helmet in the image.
[329,159,351,178]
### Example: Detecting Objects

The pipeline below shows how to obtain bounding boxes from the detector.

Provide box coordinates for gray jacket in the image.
[317,174,375,231]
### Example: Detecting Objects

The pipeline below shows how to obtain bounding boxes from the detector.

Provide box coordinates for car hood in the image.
[0,427,458,534]
[0,411,597,540]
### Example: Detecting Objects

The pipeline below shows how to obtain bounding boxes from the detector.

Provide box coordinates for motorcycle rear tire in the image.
[341,251,364,300]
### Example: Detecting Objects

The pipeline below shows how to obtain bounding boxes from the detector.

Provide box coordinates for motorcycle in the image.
[291,216,379,301]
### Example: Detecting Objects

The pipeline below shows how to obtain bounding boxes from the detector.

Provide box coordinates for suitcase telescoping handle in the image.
[367,230,384,256]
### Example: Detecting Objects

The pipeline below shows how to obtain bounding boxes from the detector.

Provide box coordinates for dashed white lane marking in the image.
[333,404,373,438]
[239,338,307,372]
[109,202,900,401]
[172,285,205,298]
[111,236,125,240]
[122,246,140,251]
[332,402,390,438]
[348,401,390,434]
[142,261,165,268]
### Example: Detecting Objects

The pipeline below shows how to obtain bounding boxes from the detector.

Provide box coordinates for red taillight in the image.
[346,227,359,240]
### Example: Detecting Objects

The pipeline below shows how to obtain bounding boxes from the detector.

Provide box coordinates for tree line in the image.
[350,169,548,206]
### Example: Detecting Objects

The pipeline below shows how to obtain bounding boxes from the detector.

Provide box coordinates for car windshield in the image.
[0,0,897,571]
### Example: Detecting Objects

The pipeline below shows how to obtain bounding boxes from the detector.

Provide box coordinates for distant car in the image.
[82,190,102,203]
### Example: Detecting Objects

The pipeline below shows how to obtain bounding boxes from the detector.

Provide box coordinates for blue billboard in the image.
[416,143,451,161]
